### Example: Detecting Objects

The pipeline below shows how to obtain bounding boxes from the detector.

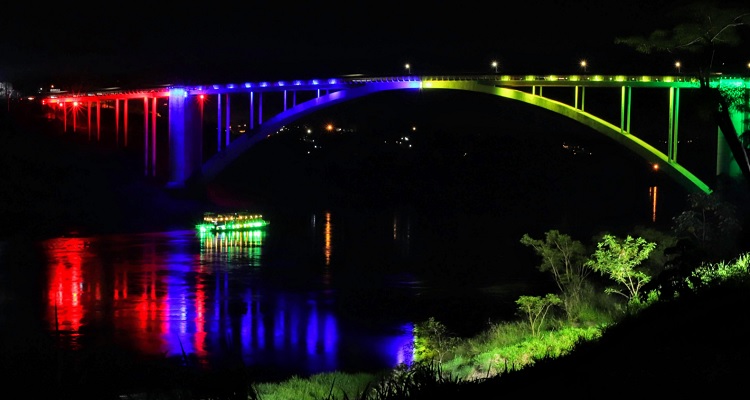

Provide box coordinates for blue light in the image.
[328,79,338,84]
[226,84,236,89]
[312,80,320,85]
[294,80,302,86]
[260,82,268,87]
[244,83,253,88]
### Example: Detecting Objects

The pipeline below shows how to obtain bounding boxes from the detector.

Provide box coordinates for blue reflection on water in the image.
[44,223,415,379]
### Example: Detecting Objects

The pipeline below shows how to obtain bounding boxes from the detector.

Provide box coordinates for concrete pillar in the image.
[167,88,203,188]
[716,79,749,178]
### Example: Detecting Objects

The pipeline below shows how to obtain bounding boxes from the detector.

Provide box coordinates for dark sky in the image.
[1,0,747,91]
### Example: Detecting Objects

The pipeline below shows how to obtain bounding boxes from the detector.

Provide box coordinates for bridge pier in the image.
[715,78,750,180]
[166,88,203,189]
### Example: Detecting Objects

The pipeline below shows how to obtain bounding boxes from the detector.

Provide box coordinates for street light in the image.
[580,60,587,73]
[405,63,411,75]
[491,61,498,73]
[675,61,681,74]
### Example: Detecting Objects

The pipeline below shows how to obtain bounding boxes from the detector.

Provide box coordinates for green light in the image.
[196,211,270,233]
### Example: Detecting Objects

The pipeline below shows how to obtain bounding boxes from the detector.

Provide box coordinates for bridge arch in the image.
[195,80,711,194]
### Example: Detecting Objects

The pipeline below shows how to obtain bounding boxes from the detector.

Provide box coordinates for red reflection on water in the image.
[39,229,413,374]
[45,237,88,335]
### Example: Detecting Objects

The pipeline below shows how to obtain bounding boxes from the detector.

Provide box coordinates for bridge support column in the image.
[620,86,632,134]
[668,88,680,162]
[166,88,203,189]
[716,78,750,179]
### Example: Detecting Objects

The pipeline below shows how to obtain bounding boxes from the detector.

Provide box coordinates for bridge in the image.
[38,74,750,194]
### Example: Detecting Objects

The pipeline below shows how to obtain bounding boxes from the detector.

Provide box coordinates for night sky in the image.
[3,0,748,92]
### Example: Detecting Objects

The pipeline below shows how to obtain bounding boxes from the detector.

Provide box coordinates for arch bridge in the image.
[40,74,750,194]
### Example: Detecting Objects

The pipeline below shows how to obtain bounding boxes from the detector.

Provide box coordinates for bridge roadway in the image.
[39,74,750,194]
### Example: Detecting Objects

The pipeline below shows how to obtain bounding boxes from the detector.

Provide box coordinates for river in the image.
[1,90,695,385]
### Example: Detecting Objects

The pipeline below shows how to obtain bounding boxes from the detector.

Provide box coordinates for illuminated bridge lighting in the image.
[278,81,285,86]
[226,84,236,89]
[260,82,268,87]
[294,80,302,86]
[212,85,220,89]
[328,79,338,84]
[312,79,320,85]
[244,83,253,88]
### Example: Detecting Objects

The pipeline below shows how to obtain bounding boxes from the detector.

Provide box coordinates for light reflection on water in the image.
[43,218,416,378]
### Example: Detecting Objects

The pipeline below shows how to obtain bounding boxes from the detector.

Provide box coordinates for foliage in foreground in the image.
[252,371,378,400]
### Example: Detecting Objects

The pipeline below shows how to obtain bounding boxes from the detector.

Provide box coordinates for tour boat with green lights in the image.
[196,212,269,233]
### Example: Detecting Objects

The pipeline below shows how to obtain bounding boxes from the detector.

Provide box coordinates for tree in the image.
[520,230,592,321]
[586,234,657,307]
[615,2,750,187]
[672,191,742,260]
[413,317,458,364]
[614,2,749,68]
[515,294,562,337]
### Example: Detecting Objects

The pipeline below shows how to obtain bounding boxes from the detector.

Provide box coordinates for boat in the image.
[195,211,269,233]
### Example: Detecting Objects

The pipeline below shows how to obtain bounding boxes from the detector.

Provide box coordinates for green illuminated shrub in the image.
[586,234,656,308]
[688,252,750,291]
[515,294,562,337]
[413,317,459,364]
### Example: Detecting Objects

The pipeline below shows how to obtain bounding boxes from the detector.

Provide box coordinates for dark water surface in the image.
[39,207,549,381]
[38,178,685,384]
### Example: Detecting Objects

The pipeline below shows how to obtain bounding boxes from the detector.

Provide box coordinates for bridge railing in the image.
[42,73,747,103]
